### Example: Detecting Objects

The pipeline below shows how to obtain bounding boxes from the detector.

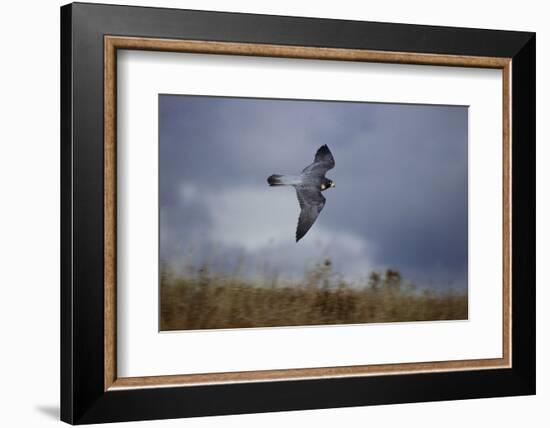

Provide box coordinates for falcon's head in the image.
[320,178,335,191]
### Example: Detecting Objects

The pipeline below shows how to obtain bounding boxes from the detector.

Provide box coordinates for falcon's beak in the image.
[331,182,336,188]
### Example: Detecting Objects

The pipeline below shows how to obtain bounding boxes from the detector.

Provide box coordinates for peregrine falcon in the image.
[267,145,335,242]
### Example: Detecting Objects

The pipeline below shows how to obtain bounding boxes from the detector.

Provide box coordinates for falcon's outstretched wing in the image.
[295,186,326,242]
[301,144,335,175]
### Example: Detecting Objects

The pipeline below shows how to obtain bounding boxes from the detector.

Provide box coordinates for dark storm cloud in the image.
[159,95,468,290]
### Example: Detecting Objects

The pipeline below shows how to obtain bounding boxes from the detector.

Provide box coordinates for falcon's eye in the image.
[321,184,326,190]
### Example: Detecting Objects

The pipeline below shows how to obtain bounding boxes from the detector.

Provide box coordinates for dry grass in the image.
[160,260,467,331]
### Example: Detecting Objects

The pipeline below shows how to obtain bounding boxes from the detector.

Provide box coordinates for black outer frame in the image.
[60,2,535,424]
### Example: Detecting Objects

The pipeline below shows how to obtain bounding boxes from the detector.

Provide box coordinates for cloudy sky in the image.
[159,95,468,291]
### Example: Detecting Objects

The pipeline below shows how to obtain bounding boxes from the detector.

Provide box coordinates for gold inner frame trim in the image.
[104,35,512,391]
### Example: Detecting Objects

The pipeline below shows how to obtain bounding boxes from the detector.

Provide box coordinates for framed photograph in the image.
[60,2,535,424]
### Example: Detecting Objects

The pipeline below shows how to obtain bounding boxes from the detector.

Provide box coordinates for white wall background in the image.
[0,0,545,427]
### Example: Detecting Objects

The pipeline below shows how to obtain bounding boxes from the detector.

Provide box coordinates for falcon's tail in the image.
[267,174,301,186]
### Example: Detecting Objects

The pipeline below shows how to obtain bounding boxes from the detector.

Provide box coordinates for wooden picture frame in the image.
[61,2,535,424]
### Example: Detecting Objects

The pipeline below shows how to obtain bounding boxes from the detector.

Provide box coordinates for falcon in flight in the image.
[267,145,335,242]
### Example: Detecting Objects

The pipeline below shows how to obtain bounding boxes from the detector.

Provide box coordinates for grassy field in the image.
[160,260,467,331]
